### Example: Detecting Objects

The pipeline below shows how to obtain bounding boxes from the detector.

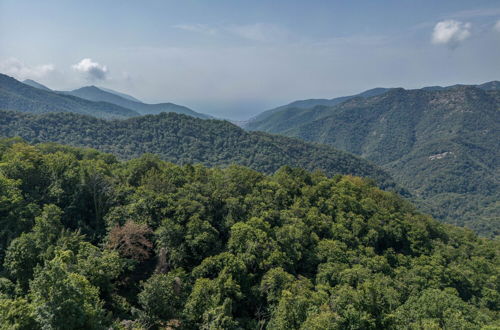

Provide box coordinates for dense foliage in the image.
[247,86,500,237]
[0,110,396,190]
[0,140,498,329]
[0,73,139,119]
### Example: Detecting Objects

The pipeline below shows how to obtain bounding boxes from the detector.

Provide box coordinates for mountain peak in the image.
[22,79,52,91]
[478,80,500,91]
[61,84,210,119]
[72,85,101,92]
[0,73,140,119]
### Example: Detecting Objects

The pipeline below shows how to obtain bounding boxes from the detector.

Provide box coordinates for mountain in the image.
[246,85,500,237]
[0,74,140,119]
[0,110,396,190]
[22,79,52,91]
[478,80,500,91]
[420,81,500,92]
[62,85,210,119]
[244,87,390,130]
[247,82,500,131]
[98,86,143,102]
[0,140,498,329]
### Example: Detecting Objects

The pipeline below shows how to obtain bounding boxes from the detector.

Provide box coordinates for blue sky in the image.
[1,0,499,119]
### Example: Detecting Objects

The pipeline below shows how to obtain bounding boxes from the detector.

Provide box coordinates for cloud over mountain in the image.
[0,58,55,79]
[72,58,108,80]
[432,20,471,48]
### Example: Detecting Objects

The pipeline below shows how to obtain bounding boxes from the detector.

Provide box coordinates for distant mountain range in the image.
[0,74,139,119]
[245,83,500,237]
[0,73,209,119]
[59,86,210,118]
[244,81,499,131]
[244,87,390,130]
[2,72,498,236]
[0,110,396,190]
[22,79,52,91]
[98,86,143,102]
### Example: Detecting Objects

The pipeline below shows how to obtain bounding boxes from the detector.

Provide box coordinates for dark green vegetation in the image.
[61,85,210,119]
[247,85,500,237]
[0,74,139,119]
[245,81,499,132]
[2,74,209,119]
[245,87,390,131]
[0,139,498,329]
[0,110,396,190]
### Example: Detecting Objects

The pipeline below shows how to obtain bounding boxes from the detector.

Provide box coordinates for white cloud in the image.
[494,20,500,33]
[72,58,108,80]
[0,58,55,79]
[432,20,471,48]
[173,24,217,35]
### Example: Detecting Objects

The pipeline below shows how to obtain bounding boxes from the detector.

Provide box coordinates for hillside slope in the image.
[249,86,500,236]
[62,86,210,118]
[0,110,395,189]
[245,87,390,130]
[22,79,52,91]
[0,140,498,329]
[0,74,139,119]
[98,86,143,102]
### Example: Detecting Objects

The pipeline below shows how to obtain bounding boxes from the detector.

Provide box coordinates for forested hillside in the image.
[62,85,210,118]
[22,79,52,91]
[0,74,140,119]
[0,140,498,329]
[0,110,395,189]
[246,81,499,133]
[246,86,500,237]
[244,87,390,131]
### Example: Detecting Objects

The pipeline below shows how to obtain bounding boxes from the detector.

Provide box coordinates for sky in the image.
[1,0,499,119]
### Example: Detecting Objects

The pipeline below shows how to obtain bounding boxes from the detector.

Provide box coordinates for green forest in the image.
[0,139,498,329]
[0,110,396,190]
[246,86,500,237]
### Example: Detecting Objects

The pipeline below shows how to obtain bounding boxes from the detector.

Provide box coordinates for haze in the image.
[1,0,499,119]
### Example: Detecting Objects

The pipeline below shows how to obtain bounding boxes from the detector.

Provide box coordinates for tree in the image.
[393,288,491,329]
[184,271,242,328]
[137,271,186,326]
[267,278,324,330]
[0,297,38,330]
[227,221,283,271]
[29,250,107,329]
[0,173,34,265]
[4,204,64,290]
[73,242,125,296]
[108,220,153,261]
[3,233,40,290]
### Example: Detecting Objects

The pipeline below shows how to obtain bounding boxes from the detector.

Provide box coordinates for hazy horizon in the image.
[1,0,500,119]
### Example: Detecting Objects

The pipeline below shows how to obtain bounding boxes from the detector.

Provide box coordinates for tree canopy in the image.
[0,139,498,329]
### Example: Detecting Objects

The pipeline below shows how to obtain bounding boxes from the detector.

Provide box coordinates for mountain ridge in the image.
[22,79,52,91]
[244,87,390,129]
[245,84,500,236]
[97,86,143,102]
[0,73,139,119]
[62,85,210,119]
[0,109,396,190]
[246,81,500,130]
